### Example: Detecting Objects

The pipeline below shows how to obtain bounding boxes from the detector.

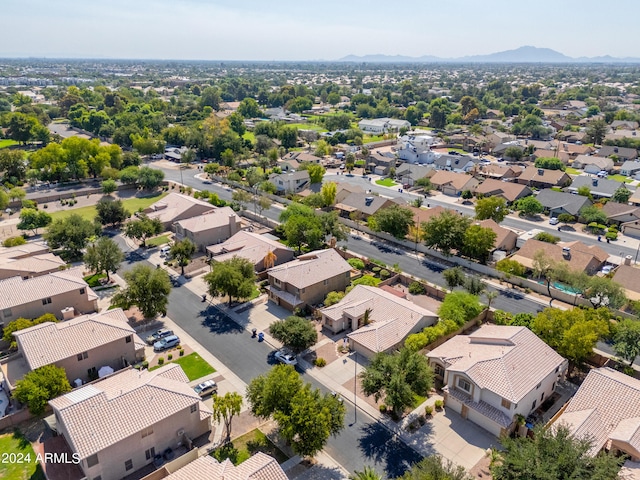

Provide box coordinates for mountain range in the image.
[338,46,640,64]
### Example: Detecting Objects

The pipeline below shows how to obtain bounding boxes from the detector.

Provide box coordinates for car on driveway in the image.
[549,217,559,225]
[146,329,174,345]
[275,349,297,366]
[153,335,180,352]
[194,379,218,397]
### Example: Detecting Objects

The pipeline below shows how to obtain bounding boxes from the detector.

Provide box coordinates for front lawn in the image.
[151,353,215,381]
[363,134,385,143]
[83,272,107,287]
[565,167,582,175]
[121,191,169,212]
[607,174,633,184]
[212,428,289,465]
[0,139,19,149]
[147,234,171,247]
[0,431,46,480]
[375,178,398,187]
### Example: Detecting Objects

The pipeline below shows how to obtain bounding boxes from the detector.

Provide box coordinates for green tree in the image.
[119,165,139,184]
[212,392,243,443]
[270,315,318,353]
[283,215,324,253]
[112,264,171,318]
[475,197,508,223]
[586,119,608,145]
[464,276,486,296]
[397,455,472,480]
[0,149,27,183]
[438,291,483,326]
[515,196,543,217]
[0,189,8,211]
[278,125,298,149]
[3,313,57,348]
[613,319,640,366]
[13,365,72,414]
[8,187,26,202]
[461,225,496,263]
[17,208,52,235]
[83,236,124,282]
[101,179,118,195]
[238,97,262,118]
[443,266,465,291]
[504,146,524,161]
[350,466,383,480]
[204,256,256,305]
[45,213,98,257]
[232,189,252,210]
[306,163,326,184]
[95,197,130,227]
[492,424,622,480]
[534,157,565,171]
[320,181,337,206]
[577,185,593,200]
[123,214,163,247]
[422,210,471,256]
[582,276,626,309]
[170,238,196,276]
[137,166,164,190]
[6,112,38,144]
[368,205,415,239]
[612,186,632,204]
[404,105,421,126]
[415,176,433,194]
[360,347,433,416]
[246,364,303,419]
[324,291,346,306]
[579,205,607,224]
[557,213,575,225]
[534,231,560,244]
[257,196,272,216]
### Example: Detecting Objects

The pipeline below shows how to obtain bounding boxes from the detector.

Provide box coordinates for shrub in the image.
[379,404,387,413]
[533,232,560,244]
[605,231,618,241]
[157,357,164,365]
[314,357,327,367]
[347,258,365,270]
[179,349,185,357]
[425,405,433,416]
[167,354,173,360]
[3,236,27,247]
[434,399,444,410]
[43,204,48,209]
[372,266,381,274]
[379,269,390,279]
[408,281,426,295]
[141,361,149,369]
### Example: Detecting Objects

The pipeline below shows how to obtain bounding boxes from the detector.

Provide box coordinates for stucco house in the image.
[612,265,640,301]
[476,219,518,254]
[535,189,592,217]
[517,167,572,189]
[268,170,310,193]
[50,364,212,480]
[0,252,66,281]
[510,239,608,275]
[173,207,241,252]
[620,161,640,177]
[266,249,352,311]
[566,176,632,199]
[144,193,215,230]
[427,325,567,437]
[334,192,398,220]
[473,179,532,204]
[572,154,614,174]
[358,118,410,134]
[595,145,638,162]
[429,171,479,196]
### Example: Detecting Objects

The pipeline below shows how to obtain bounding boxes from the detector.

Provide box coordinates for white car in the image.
[549,217,559,225]
[275,349,298,366]
[601,265,613,275]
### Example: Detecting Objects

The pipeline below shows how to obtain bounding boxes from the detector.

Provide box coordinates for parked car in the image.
[601,265,613,275]
[153,335,180,352]
[193,379,218,397]
[275,349,297,366]
[549,217,559,225]
[146,329,174,345]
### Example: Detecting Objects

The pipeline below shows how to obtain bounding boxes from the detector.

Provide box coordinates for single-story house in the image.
[173,207,242,252]
[517,167,572,189]
[320,285,437,356]
[395,164,435,186]
[610,121,639,131]
[266,249,352,311]
[552,367,640,460]
[144,193,215,230]
[572,155,614,174]
[620,160,640,177]
[630,189,640,207]
[334,192,397,220]
[476,219,518,253]
[0,241,49,259]
[429,171,479,197]
[612,265,640,301]
[474,179,532,204]
[432,154,478,173]
[602,202,640,225]
[408,205,456,227]
[358,118,410,134]
[428,325,567,437]
[510,239,608,275]
[595,146,638,162]
[335,184,365,204]
[268,170,310,193]
[488,132,516,148]
[535,189,592,217]
[621,220,640,239]
[50,364,212,480]
[566,176,632,199]
[476,164,522,181]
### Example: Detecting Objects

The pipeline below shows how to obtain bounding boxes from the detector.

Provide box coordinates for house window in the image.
[457,378,471,393]
[274,278,280,286]
[145,447,155,461]
[555,366,560,373]
[141,427,153,438]
[191,404,197,413]
[434,365,444,377]
[77,351,88,361]
[541,392,545,401]
[80,288,85,295]
[126,335,132,343]
[42,297,52,305]
[2,308,12,318]
[536,382,541,390]
[323,279,328,286]
[125,459,133,471]
[86,454,99,468]
[531,400,537,410]
[501,398,512,409]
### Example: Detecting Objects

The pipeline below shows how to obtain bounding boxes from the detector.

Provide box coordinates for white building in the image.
[358,118,410,134]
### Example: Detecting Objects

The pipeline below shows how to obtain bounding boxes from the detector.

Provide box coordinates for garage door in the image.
[467,408,502,437]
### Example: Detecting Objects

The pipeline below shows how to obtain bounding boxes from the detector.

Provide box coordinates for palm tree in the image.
[485,291,498,310]
[362,308,372,327]
[350,466,383,480]
[263,250,277,270]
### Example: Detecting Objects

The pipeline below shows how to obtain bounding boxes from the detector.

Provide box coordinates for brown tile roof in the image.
[207,231,293,268]
[474,179,532,203]
[612,265,640,300]
[428,325,566,403]
[476,219,518,251]
[430,171,476,190]
[268,249,351,289]
[477,164,522,179]
[174,207,238,233]
[145,192,214,224]
[335,192,395,216]
[164,452,287,480]
[0,270,93,310]
[602,202,640,221]
[13,309,141,370]
[0,253,66,276]
[408,205,455,226]
[554,367,640,456]
[510,239,607,272]
[518,166,571,186]
[50,364,211,460]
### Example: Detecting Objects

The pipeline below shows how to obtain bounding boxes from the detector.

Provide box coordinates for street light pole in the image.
[350,350,357,426]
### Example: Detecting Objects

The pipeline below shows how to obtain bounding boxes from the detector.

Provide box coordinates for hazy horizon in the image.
[2,0,639,61]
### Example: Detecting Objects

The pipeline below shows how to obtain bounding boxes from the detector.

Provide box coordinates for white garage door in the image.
[467,408,502,437]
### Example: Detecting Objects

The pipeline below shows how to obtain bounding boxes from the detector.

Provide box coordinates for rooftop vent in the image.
[537,169,544,175]
[592,179,598,186]
[364,196,374,206]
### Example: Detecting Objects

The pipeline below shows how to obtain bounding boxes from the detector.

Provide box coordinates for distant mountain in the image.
[338,46,640,63]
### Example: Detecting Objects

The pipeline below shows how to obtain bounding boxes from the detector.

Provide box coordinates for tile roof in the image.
[0,242,49,259]
[164,452,287,480]
[0,253,66,276]
[477,164,522,179]
[518,166,570,185]
[535,189,592,216]
[476,219,517,251]
[0,270,92,310]
[428,325,566,403]
[474,179,532,203]
[602,201,640,221]
[430,170,476,190]
[612,265,640,300]
[268,249,351,289]
[596,146,638,159]
[510,239,607,272]
[554,367,640,456]
[145,193,214,224]
[50,364,211,459]
[207,231,293,267]
[567,176,633,197]
[174,207,238,233]
[335,192,396,216]
[408,205,455,226]
[13,309,141,370]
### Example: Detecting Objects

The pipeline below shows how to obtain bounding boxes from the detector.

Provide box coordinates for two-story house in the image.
[268,170,311,193]
[266,249,352,311]
[144,193,215,230]
[427,325,567,437]
[50,364,212,480]
[173,207,241,252]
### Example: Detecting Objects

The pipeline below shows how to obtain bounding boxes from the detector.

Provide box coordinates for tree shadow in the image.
[199,305,243,335]
[357,422,423,478]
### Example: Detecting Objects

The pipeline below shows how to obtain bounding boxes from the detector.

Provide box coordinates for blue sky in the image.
[2,0,639,60]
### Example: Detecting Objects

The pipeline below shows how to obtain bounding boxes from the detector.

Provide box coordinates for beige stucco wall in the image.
[0,289,98,326]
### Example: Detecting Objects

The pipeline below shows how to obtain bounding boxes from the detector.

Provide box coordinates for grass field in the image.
[147,234,170,247]
[286,123,328,132]
[151,353,215,381]
[83,272,106,287]
[212,429,289,466]
[0,432,46,480]
[0,139,19,149]
[565,167,582,175]
[363,134,385,143]
[49,191,169,222]
[375,178,398,187]
[607,174,633,184]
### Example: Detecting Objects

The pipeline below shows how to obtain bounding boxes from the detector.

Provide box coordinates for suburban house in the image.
[493,142,524,158]
[206,231,295,277]
[552,367,640,462]
[427,325,567,437]
[321,285,437,357]
[8,309,145,387]
[335,184,365,204]
[144,193,215,230]
[367,151,396,176]
[572,155,614,174]
[0,251,66,281]
[595,146,638,162]
[0,268,98,327]
[281,151,322,165]
[566,176,632,199]
[408,205,456,227]
[396,133,436,164]
[173,207,242,252]
[266,249,352,311]
[510,239,608,275]
[621,220,640,239]
[488,131,516,149]
[473,179,532,204]
[268,170,310,194]
[602,202,640,225]
[610,121,639,131]
[476,219,518,254]
[620,161,640,177]
[476,164,522,181]
[432,154,478,173]
[164,147,188,162]
[0,241,49,259]
[358,118,410,134]
[50,364,212,480]
[150,452,287,480]
[535,189,592,217]
[334,192,397,220]
[429,171,479,196]
[612,265,640,301]
[517,167,572,189]
[630,189,640,207]
[395,164,435,186]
